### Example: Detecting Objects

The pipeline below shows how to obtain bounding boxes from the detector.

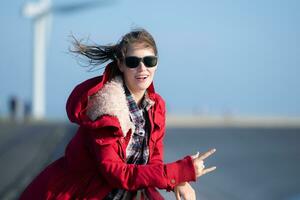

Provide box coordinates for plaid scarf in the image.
[104,80,154,200]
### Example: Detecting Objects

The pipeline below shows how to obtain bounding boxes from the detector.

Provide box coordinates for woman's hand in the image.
[174,182,196,200]
[173,149,216,199]
[192,149,216,178]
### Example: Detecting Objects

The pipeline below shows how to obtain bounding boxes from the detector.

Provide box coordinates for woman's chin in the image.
[134,80,150,89]
[132,84,149,94]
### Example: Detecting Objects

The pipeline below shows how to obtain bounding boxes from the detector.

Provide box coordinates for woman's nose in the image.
[137,62,147,71]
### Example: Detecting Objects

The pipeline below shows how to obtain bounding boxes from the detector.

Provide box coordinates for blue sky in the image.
[1,0,300,119]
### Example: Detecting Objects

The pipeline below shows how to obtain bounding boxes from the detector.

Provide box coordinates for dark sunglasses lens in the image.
[125,57,140,68]
[143,56,157,67]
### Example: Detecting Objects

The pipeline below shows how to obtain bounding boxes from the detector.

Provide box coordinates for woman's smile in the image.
[135,74,149,81]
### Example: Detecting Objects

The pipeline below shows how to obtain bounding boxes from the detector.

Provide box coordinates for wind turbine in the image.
[23,0,116,120]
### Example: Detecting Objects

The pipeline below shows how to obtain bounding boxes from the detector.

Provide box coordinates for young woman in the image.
[19,28,216,200]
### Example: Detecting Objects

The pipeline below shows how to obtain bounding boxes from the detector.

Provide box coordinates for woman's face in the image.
[118,43,157,95]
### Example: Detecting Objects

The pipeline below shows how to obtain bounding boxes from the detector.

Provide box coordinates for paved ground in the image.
[0,121,76,200]
[0,122,299,200]
[160,127,300,200]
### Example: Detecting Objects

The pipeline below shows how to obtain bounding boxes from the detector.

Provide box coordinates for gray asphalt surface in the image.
[0,122,299,200]
[0,121,76,200]
[161,127,300,200]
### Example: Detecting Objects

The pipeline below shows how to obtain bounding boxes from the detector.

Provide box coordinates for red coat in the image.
[19,64,196,200]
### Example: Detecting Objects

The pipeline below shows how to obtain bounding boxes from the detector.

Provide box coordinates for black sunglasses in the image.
[125,56,158,68]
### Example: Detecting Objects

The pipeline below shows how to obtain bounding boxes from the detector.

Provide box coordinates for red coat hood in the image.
[66,62,156,133]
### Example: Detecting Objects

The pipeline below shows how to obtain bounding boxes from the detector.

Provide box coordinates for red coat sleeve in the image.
[89,130,196,191]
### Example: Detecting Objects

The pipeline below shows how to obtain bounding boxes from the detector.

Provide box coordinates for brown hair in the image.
[71,28,158,81]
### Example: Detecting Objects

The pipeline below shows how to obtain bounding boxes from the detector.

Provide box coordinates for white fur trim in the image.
[86,76,134,136]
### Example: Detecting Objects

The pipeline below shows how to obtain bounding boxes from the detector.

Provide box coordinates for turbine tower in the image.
[23,0,51,119]
[23,0,115,120]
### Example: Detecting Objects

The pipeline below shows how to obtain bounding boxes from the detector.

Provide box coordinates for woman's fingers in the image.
[198,148,216,160]
[188,184,196,200]
[192,148,217,178]
[202,166,217,175]
[175,190,181,200]
[191,152,200,159]
[196,165,217,178]
[182,183,195,200]
[174,182,196,200]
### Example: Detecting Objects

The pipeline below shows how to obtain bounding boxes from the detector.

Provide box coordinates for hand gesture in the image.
[192,149,216,178]
[174,182,196,200]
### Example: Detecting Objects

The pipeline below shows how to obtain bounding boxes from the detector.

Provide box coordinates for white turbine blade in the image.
[23,0,51,18]
[53,0,117,14]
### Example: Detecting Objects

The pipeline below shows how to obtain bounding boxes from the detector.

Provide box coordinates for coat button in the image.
[171,179,176,184]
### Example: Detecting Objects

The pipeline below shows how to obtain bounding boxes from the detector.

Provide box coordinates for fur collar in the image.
[86,76,134,136]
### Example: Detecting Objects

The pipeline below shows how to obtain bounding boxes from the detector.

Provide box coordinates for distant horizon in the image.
[1,113,300,129]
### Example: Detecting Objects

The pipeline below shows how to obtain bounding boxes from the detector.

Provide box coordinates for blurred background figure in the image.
[8,96,24,123]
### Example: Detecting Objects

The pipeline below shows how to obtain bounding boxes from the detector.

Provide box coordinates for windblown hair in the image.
[70,28,158,81]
